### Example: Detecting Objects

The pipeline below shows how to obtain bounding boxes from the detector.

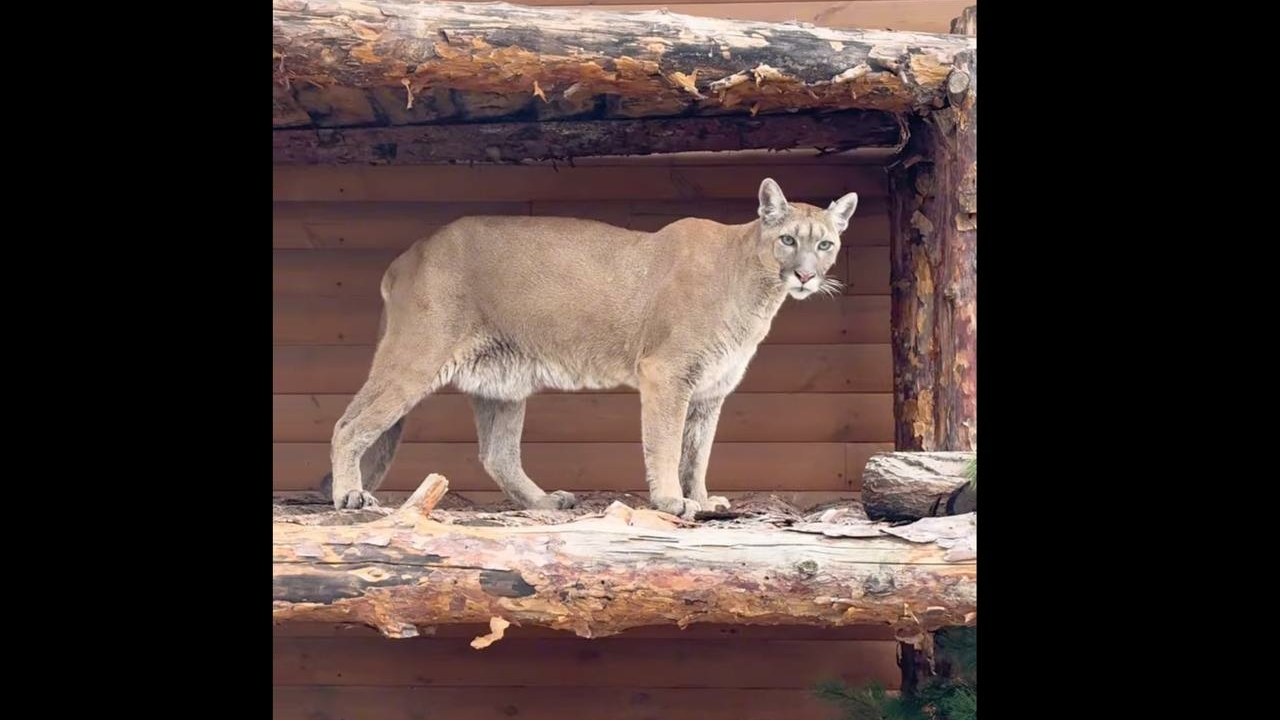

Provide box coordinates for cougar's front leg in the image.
[638,360,699,519]
[680,395,731,512]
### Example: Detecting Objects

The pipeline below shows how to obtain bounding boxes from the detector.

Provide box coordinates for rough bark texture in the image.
[272,1,975,129]
[887,8,976,452]
[861,452,975,521]
[273,110,902,165]
[273,476,977,640]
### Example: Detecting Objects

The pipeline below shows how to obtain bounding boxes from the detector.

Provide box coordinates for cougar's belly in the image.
[449,336,634,400]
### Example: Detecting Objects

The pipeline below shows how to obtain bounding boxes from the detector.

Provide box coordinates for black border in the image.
[47,3,1144,715]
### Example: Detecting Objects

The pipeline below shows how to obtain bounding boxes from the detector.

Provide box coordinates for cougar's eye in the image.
[779,235,796,247]
[817,240,834,251]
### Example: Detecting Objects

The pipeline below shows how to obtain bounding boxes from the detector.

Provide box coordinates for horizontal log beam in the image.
[273,110,902,165]
[273,476,977,640]
[272,1,975,129]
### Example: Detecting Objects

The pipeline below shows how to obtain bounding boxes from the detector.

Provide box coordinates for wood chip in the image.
[470,617,511,649]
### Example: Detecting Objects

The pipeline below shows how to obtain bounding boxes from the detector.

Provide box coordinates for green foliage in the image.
[817,455,977,719]
[812,681,919,720]
[940,686,976,719]
[815,628,976,720]
[936,627,976,682]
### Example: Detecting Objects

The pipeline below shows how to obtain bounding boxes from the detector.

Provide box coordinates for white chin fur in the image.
[788,286,814,299]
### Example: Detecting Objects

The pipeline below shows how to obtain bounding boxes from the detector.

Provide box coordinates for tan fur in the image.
[328,178,858,518]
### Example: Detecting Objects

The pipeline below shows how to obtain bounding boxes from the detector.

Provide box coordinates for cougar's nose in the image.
[796,271,815,284]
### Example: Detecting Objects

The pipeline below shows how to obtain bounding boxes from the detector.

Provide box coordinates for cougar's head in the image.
[756,178,859,300]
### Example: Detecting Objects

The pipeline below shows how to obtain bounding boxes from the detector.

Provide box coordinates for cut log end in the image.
[862,452,976,520]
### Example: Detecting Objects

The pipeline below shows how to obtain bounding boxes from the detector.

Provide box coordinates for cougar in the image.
[322,178,858,518]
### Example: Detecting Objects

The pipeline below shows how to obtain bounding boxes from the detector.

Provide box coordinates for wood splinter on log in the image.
[273,476,976,639]
[400,78,414,110]
[370,473,449,530]
[470,616,511,650]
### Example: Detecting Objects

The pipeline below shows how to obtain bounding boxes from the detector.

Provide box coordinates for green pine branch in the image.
[815,628,976,720]
[963,457,976,491]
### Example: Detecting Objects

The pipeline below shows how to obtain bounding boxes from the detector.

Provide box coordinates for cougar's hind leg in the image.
[320,418,406,497]
[330,319,457,510]
[359,417,406,493]
[471,396,576,510]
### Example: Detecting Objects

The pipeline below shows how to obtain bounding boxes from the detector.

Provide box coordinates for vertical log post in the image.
[887,7,977,453]
[888,5,976,698]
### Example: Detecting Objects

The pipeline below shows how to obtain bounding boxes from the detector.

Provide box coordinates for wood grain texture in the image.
[275,111,903,165]
[273,636,901,688]
[519,147,899,166]
[273,344,891,394]
[272,481,976,637]
[271,441,892,491]
[846,246,890,295]
[272,620,898,640]
[274,489,863,511]
[272,165,887,202]
[887,7,975,451]
[273,393,893,443]
[273,1,975,127]
[540,0,950,6]
[561,1,975,34]
[273,686,850,720]
[272,201,529,249]
[273,294,891,345]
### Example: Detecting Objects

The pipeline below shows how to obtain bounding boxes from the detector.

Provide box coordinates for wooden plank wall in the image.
[273,623,903,720]
[272,3,970,719]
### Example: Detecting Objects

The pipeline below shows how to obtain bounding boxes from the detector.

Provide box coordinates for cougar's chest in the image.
[692,318,771,401]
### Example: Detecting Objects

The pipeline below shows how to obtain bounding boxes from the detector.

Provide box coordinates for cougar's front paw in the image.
[651,495,701,520]
[701,496,731,512]
[336,490,379,510]
[533,490,578,510]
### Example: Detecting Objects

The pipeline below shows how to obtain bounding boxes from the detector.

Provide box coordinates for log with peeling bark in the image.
[272,0,975,130]
[273,476,977,640]
[888,6,977,452]
[272,110,903,165]
[861,451,976,521]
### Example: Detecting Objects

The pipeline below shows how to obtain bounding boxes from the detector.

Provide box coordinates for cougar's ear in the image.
[826,192,859,234]
[758,178,790,225]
